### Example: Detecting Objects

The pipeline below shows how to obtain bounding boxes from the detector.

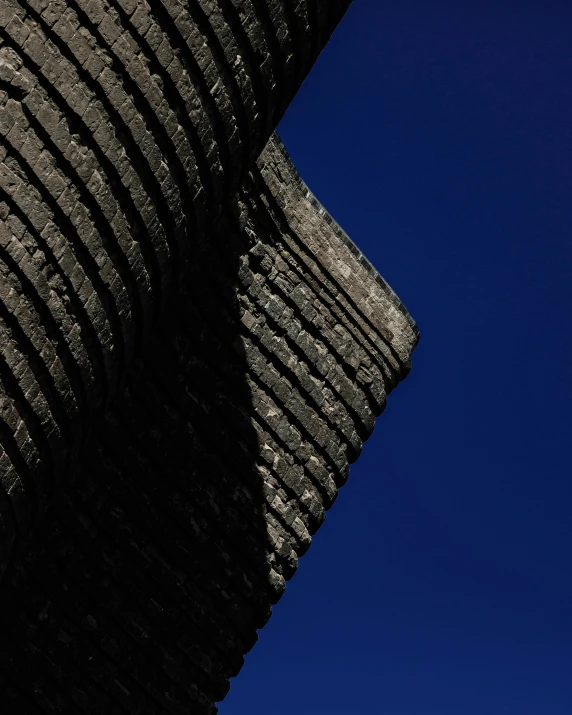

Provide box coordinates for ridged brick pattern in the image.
[0,133,418,714]
[0,0,353,574]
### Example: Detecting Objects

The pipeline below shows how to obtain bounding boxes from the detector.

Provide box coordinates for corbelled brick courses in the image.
[0,2,418,713]
[0,0,353,571]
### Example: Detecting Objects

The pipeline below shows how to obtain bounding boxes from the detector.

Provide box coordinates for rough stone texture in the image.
[0,0,353,572]
[0,2,419,713]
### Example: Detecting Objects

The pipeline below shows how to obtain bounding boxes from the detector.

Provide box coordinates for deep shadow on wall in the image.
[0,195,267,713]
[0,0,356,578]
[0,134,419,712]
[0,1,420,708]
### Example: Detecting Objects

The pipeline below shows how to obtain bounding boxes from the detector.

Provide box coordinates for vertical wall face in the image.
[0,133,418,713]
[0,0,353,573]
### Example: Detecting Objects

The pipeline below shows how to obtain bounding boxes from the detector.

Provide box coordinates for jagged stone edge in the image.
[272,132,420,341]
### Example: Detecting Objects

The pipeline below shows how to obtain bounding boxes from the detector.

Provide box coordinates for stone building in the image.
[0,1,418,712]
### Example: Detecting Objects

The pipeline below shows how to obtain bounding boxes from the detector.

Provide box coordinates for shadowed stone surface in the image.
[0,1,418,712]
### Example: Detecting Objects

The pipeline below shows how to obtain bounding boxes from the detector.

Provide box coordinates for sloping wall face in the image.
[0,134,418,713]
[0,1,420,712]
[0,0,353,573]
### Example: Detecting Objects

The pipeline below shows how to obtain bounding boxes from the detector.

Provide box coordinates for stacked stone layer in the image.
[0,134,417,714]
[0,2,419,713]
[0,0,351,573]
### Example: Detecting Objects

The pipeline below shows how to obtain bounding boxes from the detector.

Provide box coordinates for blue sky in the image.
[221,2,572,713]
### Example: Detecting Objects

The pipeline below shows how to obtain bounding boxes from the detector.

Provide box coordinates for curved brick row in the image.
[0,0,353,574]
[0,133,418,714]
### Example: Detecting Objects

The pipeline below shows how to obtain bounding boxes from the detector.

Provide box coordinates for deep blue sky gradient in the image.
[221,2,572,713]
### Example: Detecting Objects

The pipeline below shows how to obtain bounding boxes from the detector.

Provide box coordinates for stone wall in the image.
[0,132,418,714]
[0,2,419,713]
[0,0,352,574]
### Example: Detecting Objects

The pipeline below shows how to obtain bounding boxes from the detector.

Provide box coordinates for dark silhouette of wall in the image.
[0,2,419,713]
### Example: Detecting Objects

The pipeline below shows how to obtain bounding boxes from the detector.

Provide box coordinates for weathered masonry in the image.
[0,1,418,713]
